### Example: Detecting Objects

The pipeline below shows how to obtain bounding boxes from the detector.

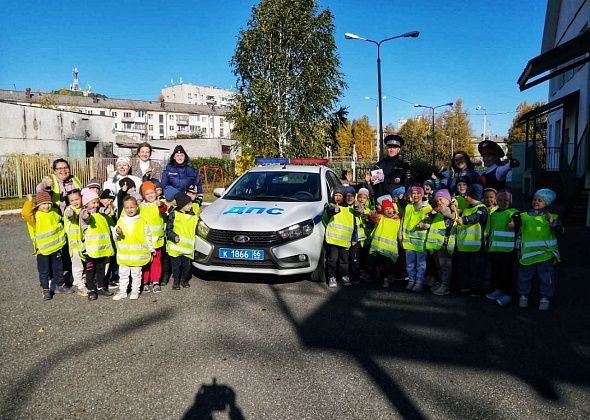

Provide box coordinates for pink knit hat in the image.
[410,186,424,196]
[81,187,99,206]
[434,189,452,202]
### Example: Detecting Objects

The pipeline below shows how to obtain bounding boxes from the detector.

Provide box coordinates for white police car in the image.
[192,164,342,281]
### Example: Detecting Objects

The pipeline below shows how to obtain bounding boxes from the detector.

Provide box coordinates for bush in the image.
[188,157,236,188]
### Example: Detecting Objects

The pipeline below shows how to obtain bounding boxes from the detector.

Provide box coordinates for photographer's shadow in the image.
[183,378,245,420]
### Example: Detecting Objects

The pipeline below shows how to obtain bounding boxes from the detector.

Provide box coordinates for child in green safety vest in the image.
[509,188,563,311]
[166,192,198,290]
[324,185,356,288]
[344,186,363,285]
[419,189,457,296]
[354,187,374,282]
[63,189,87,296]
[113,196,156,300]
[455,184,488,296]
[482,188,499,294]
[402,185,432,292]
[485,191,518,306]
[453,176,470,215]
[22,190,71,301]
[185,184,202,216]
[368,199,401,287]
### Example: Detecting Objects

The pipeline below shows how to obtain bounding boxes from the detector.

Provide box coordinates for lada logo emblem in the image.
[233,235,250,243]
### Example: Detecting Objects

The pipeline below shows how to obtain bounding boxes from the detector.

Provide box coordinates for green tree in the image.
[507,101,545,156]
[229,0,346,157]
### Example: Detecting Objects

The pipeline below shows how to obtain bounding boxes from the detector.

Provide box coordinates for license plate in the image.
[218,248,265,260]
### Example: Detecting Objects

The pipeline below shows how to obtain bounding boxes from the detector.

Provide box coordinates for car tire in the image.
[309,247,326,282]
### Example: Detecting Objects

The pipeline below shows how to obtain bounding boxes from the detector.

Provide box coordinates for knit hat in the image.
[534,188,557,206]
[484,188,498,195]
[457,175,471,186]
[434,189,452,202]
[496,191,512,204]
[174,192,192,210]
[86,178,100,189]
[423,179,435,188]
[357,187,370,197]
[35,190,52,207]
[333,185,345,197]
[466,184,483,201]
[381,199,394,211]
[100,189,116,200]
[377,194,393,205]
[140,181,157,196]
[186,184,198,194]
[391,187,406,197]
[410,185,425,197]
[116,157,131,168]
[344,186,356,196]
[118,177,136,190]
[81,188,99,206]
[170,145,189,164]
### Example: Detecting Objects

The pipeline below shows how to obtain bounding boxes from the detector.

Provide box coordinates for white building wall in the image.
[162,84,234,107]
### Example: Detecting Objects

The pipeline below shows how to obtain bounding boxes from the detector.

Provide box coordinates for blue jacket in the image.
[161,163,201,195]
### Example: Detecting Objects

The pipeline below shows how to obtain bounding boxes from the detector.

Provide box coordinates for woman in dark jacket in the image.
[446,151,480,193]
[161,145,202,202]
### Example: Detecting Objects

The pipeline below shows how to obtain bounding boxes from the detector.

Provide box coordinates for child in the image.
[344,186,361,285]
[423,180,435,202]
[355,187,374,281]
[454,176,470,215]
[80,188,115,300]
[421,189,457,296]
[99,189,117,218]
[186,184,202,216]
[510,188,562,311]
[22,191,71,300]
[166,192,199,289]
[455,184,488,296]
[63,189,87,295]
[483,188,498,213]
[324,186,355,288]
[402,185,432,292]
[139,181,168,293]
[112,196,155,300]
[116,177,137,217]
[485,191,518,306]
[369,199,401,287]
[86,178,101,195]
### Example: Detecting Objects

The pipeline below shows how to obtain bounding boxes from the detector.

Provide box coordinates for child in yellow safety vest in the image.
[344,186,364,285]
[63,189,87,296]
[402,185,432,292]
[139,181,168,294]
[368,199,401,287]
[22,191,71,301]
[80,188,115,301]
[455,184,488,296]
[112,196,155,300]
[419,189,457,296]
[354,187,374,282]
[324,185,356,288]
[509,188,563,311]
[485,191,518,306]
[166,192,198,290]
[186,184,203,216]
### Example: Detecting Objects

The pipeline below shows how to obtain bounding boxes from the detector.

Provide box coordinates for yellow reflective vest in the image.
[84,213,115,258]
[456,203,486,252]
[140,202,166,249]
[27,209,66,256]
[369,216,400,262]
[487,208,517,253]
[64,207,84,259]
[402,203,432,252]
[425,213,456,254]
[324,205,354,249]
[116,216,152,266]
[51,174,82,207]
[356,206,372,246]
[166,211,198,259]
[519,212,560,265]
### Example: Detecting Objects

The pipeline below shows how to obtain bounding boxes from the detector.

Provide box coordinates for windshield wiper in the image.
[224,194,252,200]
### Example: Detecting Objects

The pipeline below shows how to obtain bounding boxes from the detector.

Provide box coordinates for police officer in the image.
[372,134,411,199]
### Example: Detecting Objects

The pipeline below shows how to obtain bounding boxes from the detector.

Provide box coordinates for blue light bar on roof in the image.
[255,157,289,165]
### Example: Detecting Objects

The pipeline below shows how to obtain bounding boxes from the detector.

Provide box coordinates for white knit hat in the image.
[116,157,131,167]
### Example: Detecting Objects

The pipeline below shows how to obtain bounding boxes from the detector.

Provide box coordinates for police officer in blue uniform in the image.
[372,134,411,199]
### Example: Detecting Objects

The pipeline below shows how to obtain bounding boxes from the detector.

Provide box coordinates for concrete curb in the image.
[0,209,21,217]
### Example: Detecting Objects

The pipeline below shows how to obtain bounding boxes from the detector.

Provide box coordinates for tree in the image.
[383,123,397,136]
[351,116,376,160]
[335,122,353,157]
[229,0,346,157]
[507,101,545,156]
[325,106,349,154]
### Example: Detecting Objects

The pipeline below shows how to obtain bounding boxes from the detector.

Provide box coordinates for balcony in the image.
[121,115,135,123]
[177,116,189,125]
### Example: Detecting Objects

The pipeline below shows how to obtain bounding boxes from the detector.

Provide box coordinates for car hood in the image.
[200,199,325,231]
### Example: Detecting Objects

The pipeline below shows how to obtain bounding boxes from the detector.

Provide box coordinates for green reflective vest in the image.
[27,208,66,256]
[356,206,372,246]
[425,213,456,254]
[64,207,84,258]
[402,203,432,252]
[51,174,82,207]
[85,213,115,258]
[369,216,400,262]
[116,217,152,266]
[455,195,467,213]
[167,211,198,259]
[456,203,486,252]
[487,208,517,253]
[192,202,201,215]
[140,202,166,249]
[324,205,354,249]
[519,213,560,265]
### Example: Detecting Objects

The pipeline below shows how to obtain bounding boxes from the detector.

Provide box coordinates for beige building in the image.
[162,83,234,108]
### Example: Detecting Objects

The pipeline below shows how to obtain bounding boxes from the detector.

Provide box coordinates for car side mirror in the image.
[213,187,226,198]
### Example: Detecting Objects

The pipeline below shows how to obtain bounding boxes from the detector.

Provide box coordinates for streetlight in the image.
[414,102,454,168]
[365,96,387,160]
[476,105,487,141]
[345,30,419,158]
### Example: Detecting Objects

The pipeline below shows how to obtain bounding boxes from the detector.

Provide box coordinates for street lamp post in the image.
[365,96,387,160]
[476,105,487,141]
[414,102,454,168]
[345,31,419,159]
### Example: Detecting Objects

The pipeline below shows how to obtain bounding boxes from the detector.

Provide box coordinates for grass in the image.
[0,197,26,211]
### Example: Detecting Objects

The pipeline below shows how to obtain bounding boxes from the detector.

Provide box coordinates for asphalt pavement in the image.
[1,215,589,419]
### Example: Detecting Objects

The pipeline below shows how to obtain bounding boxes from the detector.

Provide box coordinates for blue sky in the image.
[0,0,548,136]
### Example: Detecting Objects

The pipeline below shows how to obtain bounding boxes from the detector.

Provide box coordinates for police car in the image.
[192,163,342,280]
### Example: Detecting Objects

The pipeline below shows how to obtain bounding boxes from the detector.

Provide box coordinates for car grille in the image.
[208,257,277,269]
[206,229,282,246]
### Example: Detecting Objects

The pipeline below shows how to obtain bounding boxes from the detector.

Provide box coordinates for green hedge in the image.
[188,157,236,187]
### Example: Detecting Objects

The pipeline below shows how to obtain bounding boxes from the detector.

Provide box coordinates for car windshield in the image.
[224,171,321,202]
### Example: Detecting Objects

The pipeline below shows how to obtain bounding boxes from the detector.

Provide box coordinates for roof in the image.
[518,90,579,124]
[0,89,230,116]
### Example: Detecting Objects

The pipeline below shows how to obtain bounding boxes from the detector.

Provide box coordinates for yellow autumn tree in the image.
[351,116,376,160]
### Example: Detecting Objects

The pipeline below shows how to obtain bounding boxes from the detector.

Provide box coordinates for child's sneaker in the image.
[433,285,450,296]
[42,289,52,301]
[411,282,424,292]
[87,290,98,301]
[486,289,504,300]
[382,276,390,288]
[431,283,442,292]
[109,279,119,289]
[538,297,550,311]
[406,279,415,290]
[152,283,161,293]
[77,286,89,297]
[328,277,337,288]
[97,288,113,297]
[112,292,127,301]
[55,285,74,294]
[129,292,140,300]
[519,295,529,308]
[143,284,152,293]
[496,295,512,307]
[342,276,351,287]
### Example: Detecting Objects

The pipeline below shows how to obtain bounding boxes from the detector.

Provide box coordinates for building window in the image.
[159,125,164,134]
[148,113,153,120]
[159,115,164,123]
[134,122,146,130]
[178,126,187,132]
[114,123,118,129]
[169,125,175,131]
[220,127,224,137]
[87,110,93,115]
[188,93,192,98]
[149,125,153,131]
[124,123,132,129]
[100,110,106,116]
[149,135,154,140]
[124,112,132,118]
[112,111,117,117]
[137,111,145,118]
[169,115,175,121]
[201,116,207,122]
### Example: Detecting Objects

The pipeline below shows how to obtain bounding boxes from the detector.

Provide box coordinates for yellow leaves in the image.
[236,155,256,176]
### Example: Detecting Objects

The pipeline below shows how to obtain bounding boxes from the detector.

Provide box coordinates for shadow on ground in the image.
[183,377,245,420]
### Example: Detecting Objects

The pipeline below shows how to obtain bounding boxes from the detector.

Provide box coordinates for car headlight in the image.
[277,219,314,242]
[197,220,210,239]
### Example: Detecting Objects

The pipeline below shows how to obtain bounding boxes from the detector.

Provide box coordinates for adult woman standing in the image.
[37,158,82,213]
[130,142,163,181]
[161,145,202,203]
[102,157,142,201]
[447,151,480,193]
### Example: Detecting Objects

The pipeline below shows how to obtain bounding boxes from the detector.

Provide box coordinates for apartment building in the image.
[162,83,234,107]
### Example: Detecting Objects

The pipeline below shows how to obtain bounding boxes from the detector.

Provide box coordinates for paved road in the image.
[1,215,589,419]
